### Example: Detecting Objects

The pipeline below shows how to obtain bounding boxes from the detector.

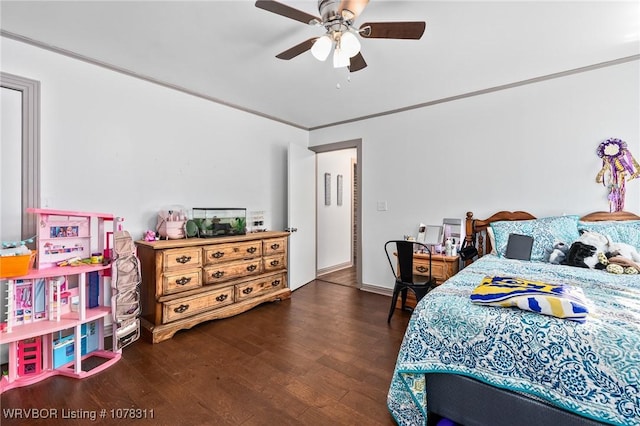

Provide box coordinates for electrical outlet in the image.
[377,201,388,211]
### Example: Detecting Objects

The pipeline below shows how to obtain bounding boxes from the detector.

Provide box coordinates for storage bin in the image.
[0,251,36,278]
[157,218,186,239]
[156,207,187,240]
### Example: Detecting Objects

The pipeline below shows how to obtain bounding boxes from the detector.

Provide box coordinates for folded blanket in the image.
[470,276,590,322]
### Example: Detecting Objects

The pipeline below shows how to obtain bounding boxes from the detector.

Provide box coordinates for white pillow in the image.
[486,227,497,255]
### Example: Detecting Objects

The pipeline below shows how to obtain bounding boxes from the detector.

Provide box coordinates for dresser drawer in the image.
[413,257,459,284]
[235,273,286,302]
[262,237,287,256]
[203,258,263,284]
[163,247,202,271]
[204,241,262,265]
[162,269,202,295]
[413,259,446,279]
[163,286,234,324]
[263,254,286,273]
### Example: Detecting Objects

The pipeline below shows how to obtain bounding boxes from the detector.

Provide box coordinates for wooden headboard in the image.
[463,210,640,264]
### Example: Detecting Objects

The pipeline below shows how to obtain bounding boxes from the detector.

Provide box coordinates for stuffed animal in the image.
[608,242,640,263]
[569,230,640,274]
[576,230,610,253]
[144,230,157,242]
[596,252,640,275]
[545,241,569,264]
[577,229,640,262]
[565,241,606,269]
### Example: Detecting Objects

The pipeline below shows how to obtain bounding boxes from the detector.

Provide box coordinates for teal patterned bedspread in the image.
[387,255,640,425]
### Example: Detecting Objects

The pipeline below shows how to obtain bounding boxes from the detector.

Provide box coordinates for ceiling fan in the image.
[255,0,426,72]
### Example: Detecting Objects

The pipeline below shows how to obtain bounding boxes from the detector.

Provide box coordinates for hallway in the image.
[317,265,358,288]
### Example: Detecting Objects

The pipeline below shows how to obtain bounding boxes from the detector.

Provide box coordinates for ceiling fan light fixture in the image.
[341,9,355,20]
[340,31,361,58]
[311,35,332,61]
[333,47,350,68]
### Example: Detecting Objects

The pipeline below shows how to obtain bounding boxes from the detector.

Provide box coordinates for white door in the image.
[287,143,316,291]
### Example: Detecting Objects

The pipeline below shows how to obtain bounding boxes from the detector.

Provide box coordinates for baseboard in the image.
[317,261,353,276]
[360,283,392,297]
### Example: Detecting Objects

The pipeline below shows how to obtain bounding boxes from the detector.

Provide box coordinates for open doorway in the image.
[311,140,362,289]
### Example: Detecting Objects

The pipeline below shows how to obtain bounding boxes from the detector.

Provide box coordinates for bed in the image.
[387,210,640,426]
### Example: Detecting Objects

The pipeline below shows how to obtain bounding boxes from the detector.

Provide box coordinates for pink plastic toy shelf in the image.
[1,208,121,394]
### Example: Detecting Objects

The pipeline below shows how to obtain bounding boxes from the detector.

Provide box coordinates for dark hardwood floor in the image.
[317,266,357,288]
[1,281,411,425]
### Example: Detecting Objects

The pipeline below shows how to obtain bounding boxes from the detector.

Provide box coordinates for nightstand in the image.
[395,253,460,310]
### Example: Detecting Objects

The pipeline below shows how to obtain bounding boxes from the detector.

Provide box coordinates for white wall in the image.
[3,36,638,294]
[310,60,640,290]
[316,148,356,272]
[1,37,308,242]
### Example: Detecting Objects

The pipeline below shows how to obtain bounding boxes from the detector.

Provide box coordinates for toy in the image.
[565,230,610,269]
[575,230,609,253]
[608,241,640,263]
[565,241,605,269]
[577,229,640,261]
[545,241,569,264]
[144,230,156,242]
[0,209,126,394]
[596,252,640,275]
[567,230,640,274]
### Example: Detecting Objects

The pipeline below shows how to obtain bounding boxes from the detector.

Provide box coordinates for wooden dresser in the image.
[395,253,459,310]
[135,231,290,343]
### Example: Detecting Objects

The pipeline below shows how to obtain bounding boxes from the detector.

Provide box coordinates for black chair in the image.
[384,240,437,323]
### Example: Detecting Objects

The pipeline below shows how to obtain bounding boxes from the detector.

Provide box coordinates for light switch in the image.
[377,201,388,211]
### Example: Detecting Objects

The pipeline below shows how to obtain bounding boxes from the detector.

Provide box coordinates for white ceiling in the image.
[1,1,639,130]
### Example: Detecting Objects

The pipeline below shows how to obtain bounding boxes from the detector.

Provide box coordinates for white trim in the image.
[1,72,40,241]
[317,261,353,276]
[360,283,392,297]
[1,30,307,131]
[4,30,637,132]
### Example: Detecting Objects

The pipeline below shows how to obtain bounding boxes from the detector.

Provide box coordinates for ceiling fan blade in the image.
[359,22,426,39]
[255,0,320,25]
[339,0,369,20]
[276,38,318,60]
[348,52,367,72]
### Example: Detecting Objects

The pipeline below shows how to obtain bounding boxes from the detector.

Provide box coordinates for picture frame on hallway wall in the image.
[337,174,343,206]
[324,173,331,206]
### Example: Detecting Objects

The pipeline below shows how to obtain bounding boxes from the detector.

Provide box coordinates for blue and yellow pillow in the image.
[471,276,589,322]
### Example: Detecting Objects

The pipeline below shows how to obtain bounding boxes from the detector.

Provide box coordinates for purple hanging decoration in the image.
[595,138,640,212]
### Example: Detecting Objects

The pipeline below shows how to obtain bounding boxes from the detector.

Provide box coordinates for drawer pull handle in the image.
[212,251,224,259]
[176,255,191,264]
[271,280,281,286]
[212,271,225,279]
[242,287,253,295]
[175,277,191,286]
[216,294,228,302]
[270,243,280,250]
[270,260,280,267]
[247,264,257,272]
[174,304,189,314]
[416,266,429,273]
[247,247,257,254]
